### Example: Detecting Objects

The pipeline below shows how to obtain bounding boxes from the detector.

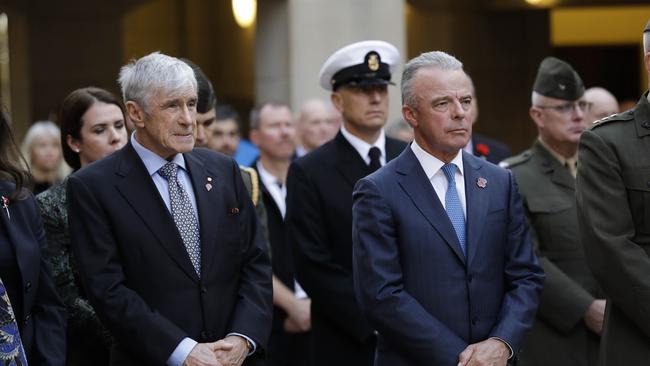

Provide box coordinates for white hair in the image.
[531,91,544,106]
[118,52,197,113]
[401,51,464,108]
[644,32,649,55]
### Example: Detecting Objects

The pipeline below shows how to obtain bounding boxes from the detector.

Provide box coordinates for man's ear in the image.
[126,101,145,128]
[402,104,418,129]
[529,106,544,129]
[330,92,344,113]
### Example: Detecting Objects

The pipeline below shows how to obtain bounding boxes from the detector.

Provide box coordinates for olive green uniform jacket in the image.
[576,93,650,365]
[503,141,603,366]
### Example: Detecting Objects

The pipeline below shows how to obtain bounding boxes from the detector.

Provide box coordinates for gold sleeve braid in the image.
[239,166,260,206]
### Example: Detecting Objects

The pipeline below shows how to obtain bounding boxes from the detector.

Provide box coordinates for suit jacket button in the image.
[471,317,477,326]
[201,286,207,294]
[24,313,31,325]
[467,275,473,283]
[25,281,32,292]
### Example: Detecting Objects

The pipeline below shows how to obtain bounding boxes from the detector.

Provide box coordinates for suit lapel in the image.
[183,152,224,278]
[463,153,489,267]
[114,143,199,282]
[395,148,466,264]
[334,132,372,188]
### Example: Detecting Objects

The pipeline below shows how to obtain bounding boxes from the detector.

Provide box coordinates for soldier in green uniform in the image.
[575,20,650,365]
[501,57,604,366]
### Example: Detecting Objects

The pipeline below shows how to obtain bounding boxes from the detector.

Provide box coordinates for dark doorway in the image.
[553,45,641,103]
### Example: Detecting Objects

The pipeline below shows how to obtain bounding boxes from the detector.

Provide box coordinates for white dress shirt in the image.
[410,139,466,218]
[340,124,386,166]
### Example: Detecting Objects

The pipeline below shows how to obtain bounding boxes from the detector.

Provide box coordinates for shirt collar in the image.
[410,139,464,180]
[537,136,576,166]
[340,124,386,162]
[131,132,187,177]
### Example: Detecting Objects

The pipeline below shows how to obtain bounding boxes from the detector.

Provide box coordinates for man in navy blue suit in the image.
[352,51,544,366]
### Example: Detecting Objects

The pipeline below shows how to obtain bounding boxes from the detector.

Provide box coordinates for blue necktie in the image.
[0,277,28,365]
[441,163,466,256]
[158,162,202,276]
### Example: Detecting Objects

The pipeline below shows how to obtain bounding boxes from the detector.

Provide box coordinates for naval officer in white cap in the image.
[286,40,407,366]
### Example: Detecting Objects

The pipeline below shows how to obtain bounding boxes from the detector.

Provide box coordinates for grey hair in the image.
[249,101,290,130]
[644,31,649,55]
[531,91,544,106]
[118,52,197,113]
[401,51,464,107]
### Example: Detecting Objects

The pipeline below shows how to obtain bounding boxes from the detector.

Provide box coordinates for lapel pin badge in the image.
[1,196,10,220]
[476,177,487,189]
[206,177,213,191]
[229,207,240,215]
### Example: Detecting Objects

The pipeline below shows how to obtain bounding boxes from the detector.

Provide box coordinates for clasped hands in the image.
[457,338,509,366]
[183,335,249,366]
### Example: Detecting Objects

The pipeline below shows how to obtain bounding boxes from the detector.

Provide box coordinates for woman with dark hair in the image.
[37,87,127,365]
[0,107,67,364]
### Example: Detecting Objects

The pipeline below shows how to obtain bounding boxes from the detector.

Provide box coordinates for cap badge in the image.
[368,54,379,71]
[558,84,566,91]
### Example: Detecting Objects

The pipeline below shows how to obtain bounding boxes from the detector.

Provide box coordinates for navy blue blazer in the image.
[0,182,66,365]
[67,143,272,365]
[352,147,544,366]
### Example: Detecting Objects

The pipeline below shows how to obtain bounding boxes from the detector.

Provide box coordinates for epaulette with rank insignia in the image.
[590,109,634,130]
[239,166,261,206]
[499,150,533,169]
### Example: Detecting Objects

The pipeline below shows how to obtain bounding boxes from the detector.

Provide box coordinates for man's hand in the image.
[183,341,233,366]
[458,338,509,366]
[283,298,311,333]
[214,335,249,366]
[584,299,606,335]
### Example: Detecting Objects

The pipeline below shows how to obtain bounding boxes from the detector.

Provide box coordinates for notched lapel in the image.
[115,145,199,282]
[463,154,489,267]
[395,149,466,264]
[184,153,222,277]
[334,133,372,188]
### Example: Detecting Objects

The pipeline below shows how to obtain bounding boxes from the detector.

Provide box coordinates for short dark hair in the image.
[181,58,216,114]
[215,104,240,123]
[0,106,31,200]
[59,87,125,170]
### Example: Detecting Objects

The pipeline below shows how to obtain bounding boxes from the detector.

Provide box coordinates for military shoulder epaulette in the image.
[590,109,634,130]
[239,166,260,206]
[498,150,533,169]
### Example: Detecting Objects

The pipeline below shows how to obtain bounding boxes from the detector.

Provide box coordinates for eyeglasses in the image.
[535,101,591,114]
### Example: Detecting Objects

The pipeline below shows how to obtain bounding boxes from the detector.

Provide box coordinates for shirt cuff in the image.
[167,337,197,366]
[490,337,514,359]
[227,333,256,356]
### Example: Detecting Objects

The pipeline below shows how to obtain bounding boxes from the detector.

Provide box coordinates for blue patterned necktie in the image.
[441,163,466,256]
[158,162,202,276]
[0,277,28,365]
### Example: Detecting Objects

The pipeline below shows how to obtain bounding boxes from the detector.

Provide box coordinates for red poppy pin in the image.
[476,177,487,189]
[476,143,490,158]
[1,196,10,220]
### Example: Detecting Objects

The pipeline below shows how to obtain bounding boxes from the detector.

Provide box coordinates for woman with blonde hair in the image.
[21,121,69,194]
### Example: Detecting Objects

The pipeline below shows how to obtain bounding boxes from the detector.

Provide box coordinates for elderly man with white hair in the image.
[67,52,272,366]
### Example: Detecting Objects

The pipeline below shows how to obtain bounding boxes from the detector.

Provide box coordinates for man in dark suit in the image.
[352,51,544,366]
[576,19,650,365]
[249,101,311,366]
[286,40,406,366]
[67,52,272,366]
[501,57,604,366]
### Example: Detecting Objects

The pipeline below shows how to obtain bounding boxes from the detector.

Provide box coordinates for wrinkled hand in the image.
[183,341,233,366]
[458,338,509,366]
[214,335,249,366]
[284,298,311,333]
[584,299,606,335]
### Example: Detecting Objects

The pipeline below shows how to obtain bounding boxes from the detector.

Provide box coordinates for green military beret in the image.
[645,18,650,32]
[533,56,584,101]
